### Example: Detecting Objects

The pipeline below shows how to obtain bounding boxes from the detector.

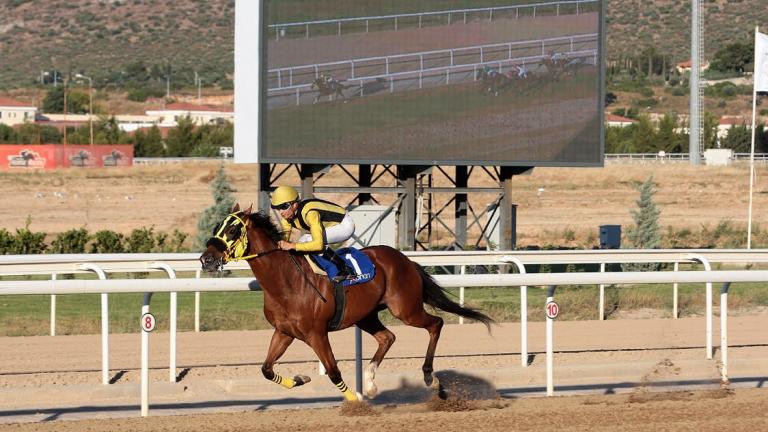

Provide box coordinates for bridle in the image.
[208,213,278,264]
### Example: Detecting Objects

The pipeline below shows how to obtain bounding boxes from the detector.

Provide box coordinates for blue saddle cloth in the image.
[312,247,375,286]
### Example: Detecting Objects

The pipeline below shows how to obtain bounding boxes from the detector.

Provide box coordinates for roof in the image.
[719,117,746,126]
[156,102,233,113]
[0,97,36,108]
[605,113,636,123]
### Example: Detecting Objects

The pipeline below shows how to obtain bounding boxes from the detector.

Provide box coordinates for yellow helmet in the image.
[271,185,299,208]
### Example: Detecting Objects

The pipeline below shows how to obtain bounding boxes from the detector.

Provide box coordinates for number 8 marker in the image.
[141,313,156,332]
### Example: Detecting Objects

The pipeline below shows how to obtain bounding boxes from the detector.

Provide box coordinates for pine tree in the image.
[196,164,237,249]
[623,176,661,271]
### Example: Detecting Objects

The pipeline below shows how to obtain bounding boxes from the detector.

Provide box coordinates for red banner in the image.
[0,145,134,169]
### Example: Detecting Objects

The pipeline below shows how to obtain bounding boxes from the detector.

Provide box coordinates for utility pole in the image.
[689,0,703,165]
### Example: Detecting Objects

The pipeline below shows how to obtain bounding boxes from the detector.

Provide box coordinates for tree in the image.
[42,87,89,114]
[133,126,165,157]
[720,123,751,152]
[632,115,656,153]
[656,112,684,153]
[623,176,661,271]
[196,164,237,249]
[710,41,753,74]
[165,116,199,156]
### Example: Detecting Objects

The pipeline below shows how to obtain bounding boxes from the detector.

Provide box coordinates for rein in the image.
[214,211,328,303]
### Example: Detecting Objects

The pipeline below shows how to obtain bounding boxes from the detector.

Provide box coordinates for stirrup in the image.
[331,270,352,283]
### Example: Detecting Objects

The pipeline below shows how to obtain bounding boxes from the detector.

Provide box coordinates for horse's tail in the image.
[416,264,494,331]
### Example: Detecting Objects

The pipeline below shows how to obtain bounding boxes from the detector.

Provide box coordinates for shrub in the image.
[90,230,125,253]
[12,218,47,255]
[126,227,156,253]
[0,229,15,254]
[50,228,90,254]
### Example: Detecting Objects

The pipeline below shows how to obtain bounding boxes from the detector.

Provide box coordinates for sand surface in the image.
[1,313,767,430]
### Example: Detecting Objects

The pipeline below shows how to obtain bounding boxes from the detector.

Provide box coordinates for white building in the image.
[0,97,37,126]
[145,103,234,127]
[605,113,637,128]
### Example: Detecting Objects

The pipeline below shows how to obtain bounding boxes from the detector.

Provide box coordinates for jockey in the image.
[482,65,498,77]
[270,185,356,282]
[516,65,529,79]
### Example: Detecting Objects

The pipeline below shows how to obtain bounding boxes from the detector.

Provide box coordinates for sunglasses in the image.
[271,202,293,211]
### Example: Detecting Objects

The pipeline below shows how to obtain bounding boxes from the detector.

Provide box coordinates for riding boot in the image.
[322,248,354,283]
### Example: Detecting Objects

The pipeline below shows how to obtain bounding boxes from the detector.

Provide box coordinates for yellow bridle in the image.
[211,213,262,263]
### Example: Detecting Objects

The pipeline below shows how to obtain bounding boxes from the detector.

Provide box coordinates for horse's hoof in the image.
[365,383,378,399]
[424,373,433,387]
[293,375,311,387]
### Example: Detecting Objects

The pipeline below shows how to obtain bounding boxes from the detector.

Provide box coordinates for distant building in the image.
[145,103,234,127]
[36,114,161,132]
[717,116,748,140]
[0,97,37,126]
[675,59,710,74]
[605,113,637,128]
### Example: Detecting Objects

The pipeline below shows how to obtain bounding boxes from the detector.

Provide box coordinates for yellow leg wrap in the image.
[335,380,358,401]
[270,373,296,389]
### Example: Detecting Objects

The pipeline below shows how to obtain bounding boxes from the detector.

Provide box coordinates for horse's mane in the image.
[248,211,284,243]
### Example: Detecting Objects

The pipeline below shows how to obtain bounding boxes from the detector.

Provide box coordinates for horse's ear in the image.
[231,203,240,213]
[243,203,253,216]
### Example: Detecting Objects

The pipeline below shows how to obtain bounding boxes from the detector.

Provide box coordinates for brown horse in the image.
[199,204,493,402]
[311,76,349,104]
[476,66,511,96]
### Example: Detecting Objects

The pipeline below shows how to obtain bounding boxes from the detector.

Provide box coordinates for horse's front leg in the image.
[307,332,358,401]
[261,330,310,389]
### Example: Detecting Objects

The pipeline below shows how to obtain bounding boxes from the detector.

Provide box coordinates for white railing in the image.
[0,267,765,415]
[268,33,598,91]
[3,249,766,275]
[605,153,768,162]
[268,0,599,40]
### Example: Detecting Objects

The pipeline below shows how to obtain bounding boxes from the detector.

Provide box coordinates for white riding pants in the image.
[298,213,355,247]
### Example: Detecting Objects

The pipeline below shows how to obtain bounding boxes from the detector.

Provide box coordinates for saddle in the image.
[308,247,375,287]
[304,247,376,331]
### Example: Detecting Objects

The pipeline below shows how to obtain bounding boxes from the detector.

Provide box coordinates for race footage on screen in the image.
[261,0,603,166]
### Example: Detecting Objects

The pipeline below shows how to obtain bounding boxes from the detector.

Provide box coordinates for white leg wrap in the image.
[363,363,378,398]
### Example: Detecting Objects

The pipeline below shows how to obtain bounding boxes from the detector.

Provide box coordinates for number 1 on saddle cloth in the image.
[313,247,375,286]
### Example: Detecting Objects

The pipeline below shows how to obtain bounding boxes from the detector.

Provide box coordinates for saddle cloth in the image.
[309,247,375,286]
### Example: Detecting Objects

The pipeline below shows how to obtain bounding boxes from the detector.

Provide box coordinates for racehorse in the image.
[199,204,493,402]
[543,51,585,80]
[311,76,349,104]
[476,66,511,96]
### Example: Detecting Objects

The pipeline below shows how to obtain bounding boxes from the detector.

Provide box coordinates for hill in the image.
[0,0,762,90]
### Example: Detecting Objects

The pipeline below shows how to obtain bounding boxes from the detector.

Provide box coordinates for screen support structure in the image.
[258,163,530,255]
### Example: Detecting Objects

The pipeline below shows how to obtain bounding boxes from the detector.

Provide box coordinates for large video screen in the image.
[236,0,604,166]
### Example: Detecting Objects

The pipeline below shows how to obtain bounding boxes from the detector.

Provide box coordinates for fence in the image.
[268,0,600,40]
[1,249,767,416]
[268,33,598,91]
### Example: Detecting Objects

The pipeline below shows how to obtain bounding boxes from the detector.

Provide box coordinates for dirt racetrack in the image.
[2,314,768,431]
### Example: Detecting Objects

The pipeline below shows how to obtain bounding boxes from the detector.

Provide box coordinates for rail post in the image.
[50,273,56,336]
[720,282,730,383]
[545,285,557,396]
[195,269,201,332]
[151,262,178,382]
[673,262,679,319]
[459,265,466,325]
[599,262,605,320]
[77,263,109,385]
[140,292,153,417]
[501,256,529,367]
[687,253,713,359]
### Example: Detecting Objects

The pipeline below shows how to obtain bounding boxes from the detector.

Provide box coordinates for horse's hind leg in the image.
[261,330,310,389]
[307,332,358,401]
[389,304,444,387]
[356,312,396,398]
